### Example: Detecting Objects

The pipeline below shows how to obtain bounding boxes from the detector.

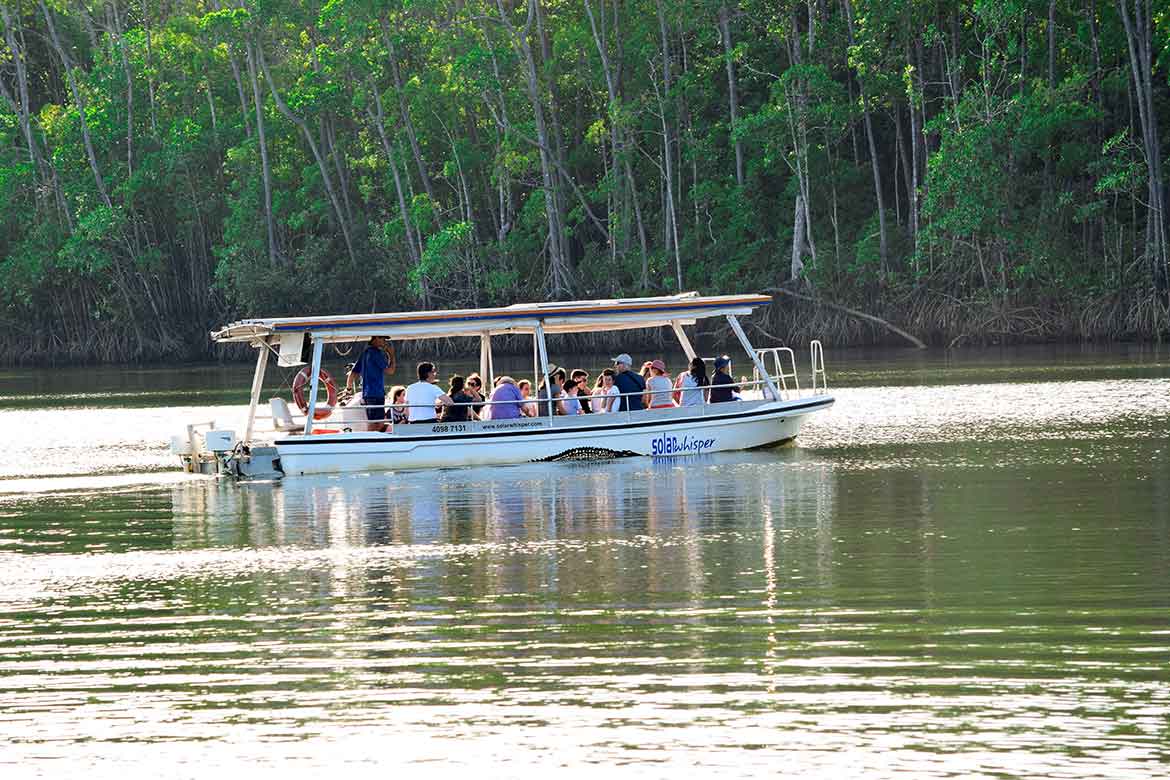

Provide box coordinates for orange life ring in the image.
[292,367,337,420]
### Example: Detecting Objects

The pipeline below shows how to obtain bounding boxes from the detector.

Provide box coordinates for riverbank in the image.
[3,289,1167,368]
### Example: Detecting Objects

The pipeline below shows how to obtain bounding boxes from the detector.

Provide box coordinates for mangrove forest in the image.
[1,0,1169,362]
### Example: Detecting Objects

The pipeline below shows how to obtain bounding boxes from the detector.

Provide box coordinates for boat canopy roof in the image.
[211,292,771,344]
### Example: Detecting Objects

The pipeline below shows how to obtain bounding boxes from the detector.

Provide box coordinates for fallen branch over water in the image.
[765,288,928,349]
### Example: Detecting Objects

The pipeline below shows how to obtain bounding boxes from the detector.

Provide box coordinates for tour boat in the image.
[173,293,834,478]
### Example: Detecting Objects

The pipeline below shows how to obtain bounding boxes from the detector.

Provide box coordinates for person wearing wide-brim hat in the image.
[611,352,646,412]
[645,358,675,409]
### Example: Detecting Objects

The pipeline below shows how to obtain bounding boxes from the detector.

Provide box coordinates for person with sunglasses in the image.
[567,369,591,413]
[465,373,487,416]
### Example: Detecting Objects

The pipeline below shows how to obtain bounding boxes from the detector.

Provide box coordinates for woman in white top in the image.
[675,357,709,407]
[517,379,537,417]
[591,369,619,413]
[645,359,676,409]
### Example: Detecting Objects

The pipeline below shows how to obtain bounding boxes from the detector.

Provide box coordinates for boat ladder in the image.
[810,339,828,394]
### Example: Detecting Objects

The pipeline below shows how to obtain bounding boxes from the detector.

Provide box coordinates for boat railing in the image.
[753,347,800,400]
[810,340,827,395]
[261,371,829,435]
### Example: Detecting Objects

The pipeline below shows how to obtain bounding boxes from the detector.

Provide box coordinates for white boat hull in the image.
[272,396,833,476]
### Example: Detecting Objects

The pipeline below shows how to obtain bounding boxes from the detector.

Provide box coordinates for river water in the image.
[1,345,1168,778]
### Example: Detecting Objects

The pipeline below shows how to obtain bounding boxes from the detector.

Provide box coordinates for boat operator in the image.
[346,336,397,426]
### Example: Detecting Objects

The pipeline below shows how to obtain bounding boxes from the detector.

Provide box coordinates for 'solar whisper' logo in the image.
[650,433,716,456]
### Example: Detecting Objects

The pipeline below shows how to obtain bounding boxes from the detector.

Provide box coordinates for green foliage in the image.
[0,0,1166,362]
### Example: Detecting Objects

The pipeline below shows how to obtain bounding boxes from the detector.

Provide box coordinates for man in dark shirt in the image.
[346,336,396,423]
[611,353,646,412]
[708,355,740,403]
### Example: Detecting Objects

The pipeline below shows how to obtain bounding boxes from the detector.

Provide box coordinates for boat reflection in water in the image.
[168,451,840,604]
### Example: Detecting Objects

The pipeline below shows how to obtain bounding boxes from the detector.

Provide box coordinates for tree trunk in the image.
[207,0,251,137]
[257,44,358,268]
[368,82,422,275]
[585,0,650,288]
[381,18,437,208]
[654,0,682,288]
[1087,0,1103,139]
[111,1,134,179]
[718,4,745,187]
[843,0,888,271]
[1116,0,1168,296]
[140,0,158,135]
[896,106,914,229]
[1048,0,1057,89]
[791,193,806,281]
[534,0,571,262]
[40,1,111,210]
[907,41,922,262]
[0,6,46,192]
[244,41,279,267]
[495,0,571,295]
[785,13,817,273]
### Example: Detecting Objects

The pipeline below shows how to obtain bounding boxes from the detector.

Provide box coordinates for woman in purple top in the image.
[488,376,528,419]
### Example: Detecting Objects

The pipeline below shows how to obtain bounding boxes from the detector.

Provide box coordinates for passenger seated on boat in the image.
[611,353,646,412]
[591,369,619,413]
[570,369,592,413]
[442,375,479,423]
[645,359,676,409]
[387,385,408,425]
[535,365,566,417]
[675,357,710,407]
[709,356,740,403]
[487,375,527,419]
[465,373,487,416]
[405,362,453,423]
[517,379,537,416]
[561,379,585,415]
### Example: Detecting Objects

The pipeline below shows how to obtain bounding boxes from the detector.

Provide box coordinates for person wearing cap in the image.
[708,355,740,403]
[645,359,676,409]
[535,364,567,416]
[611,353,646,412]
[346,335,397,427]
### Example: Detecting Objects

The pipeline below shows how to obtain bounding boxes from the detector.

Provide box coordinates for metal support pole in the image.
[244,341,270,444]
[486,334,495,387]
[670,320,697,361]
[727,315,781,401]
[303,337,324,435]
[534,322,554,419]
[479,333,489,385]
[480,331,495,388]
